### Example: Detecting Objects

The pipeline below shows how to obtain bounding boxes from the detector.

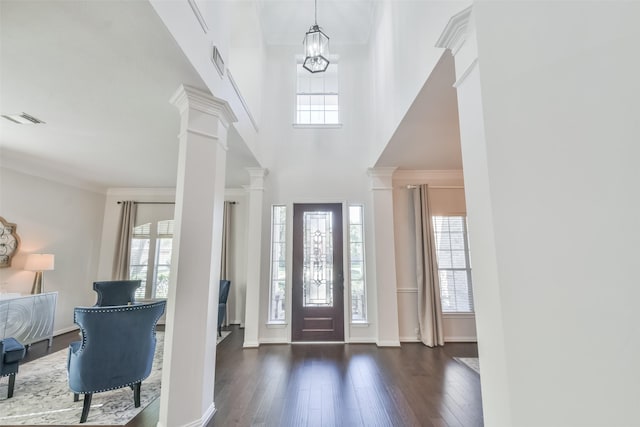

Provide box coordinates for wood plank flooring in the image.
[15,326,483,427]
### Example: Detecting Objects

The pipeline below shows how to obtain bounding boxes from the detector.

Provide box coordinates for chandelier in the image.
[302,0,330,73]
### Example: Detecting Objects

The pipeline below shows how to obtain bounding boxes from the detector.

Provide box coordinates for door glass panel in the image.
[303,211,334,307]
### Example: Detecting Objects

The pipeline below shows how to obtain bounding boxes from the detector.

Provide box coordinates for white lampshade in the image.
[25,254,55,271]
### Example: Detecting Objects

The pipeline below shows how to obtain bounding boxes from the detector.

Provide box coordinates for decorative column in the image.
[436,7,511,426]
[242,167,268,348]
[158,84,237,427]
[368,167,401,347]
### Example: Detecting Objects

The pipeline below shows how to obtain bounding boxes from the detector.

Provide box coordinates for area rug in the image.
[0,330,231,425]
[0,332,164,425]
[454,357,480,375]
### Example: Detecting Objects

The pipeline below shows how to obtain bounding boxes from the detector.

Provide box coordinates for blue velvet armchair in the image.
[1,337,26,398]
[67,300,165,423]
[92,279,141,306]
[218,280,231,337]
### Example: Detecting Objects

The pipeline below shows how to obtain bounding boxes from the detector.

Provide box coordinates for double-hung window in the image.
[129,219,174,299]
[296,62,339,125]
[432,216,474,313]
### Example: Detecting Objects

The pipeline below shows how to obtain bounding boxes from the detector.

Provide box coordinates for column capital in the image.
[435,6,472,56]
[170,84,238,128]
[245,167,269,191]
[368,167,397,191]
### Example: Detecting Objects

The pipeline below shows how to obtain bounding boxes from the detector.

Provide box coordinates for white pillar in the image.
[158,85,237,427]
[436,8,512,427]
[368,167,400,347]
[242,167,268,348]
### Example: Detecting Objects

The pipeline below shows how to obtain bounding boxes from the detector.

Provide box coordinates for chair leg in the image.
[7,374,16,398]
[80,393,92,423]
[74,393,80,402]
[133,382,141,407]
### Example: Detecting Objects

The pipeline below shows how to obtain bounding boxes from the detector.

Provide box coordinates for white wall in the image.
[229,1,265,131]
[149,0,261,164]
[256,44,378,343]
[392,170,476,342]
[0,167,105,334]
[368,1,470,165]
[456,2,640,426]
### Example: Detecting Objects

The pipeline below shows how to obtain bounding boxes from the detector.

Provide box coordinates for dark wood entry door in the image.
[292,203,344,342]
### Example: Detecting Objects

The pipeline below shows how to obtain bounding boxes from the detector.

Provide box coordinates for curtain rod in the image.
[117,201,238,205]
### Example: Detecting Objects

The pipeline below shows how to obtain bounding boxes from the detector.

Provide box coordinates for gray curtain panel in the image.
[112,201,137,280]
[413,185,444,347]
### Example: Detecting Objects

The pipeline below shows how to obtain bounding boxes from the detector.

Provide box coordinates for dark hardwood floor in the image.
[15,326,483,427]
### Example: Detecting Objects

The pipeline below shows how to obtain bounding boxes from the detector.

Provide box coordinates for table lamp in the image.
[25,253,55,294]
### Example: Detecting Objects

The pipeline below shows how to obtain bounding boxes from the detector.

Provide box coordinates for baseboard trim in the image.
[243,340,260,348]
[376,340,401,347]
[179,402,216,427]
[400,336,420,342]
[445,336,478,342]
[348,338,376,344]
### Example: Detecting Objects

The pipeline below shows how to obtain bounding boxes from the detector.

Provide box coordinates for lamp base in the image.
[31,271,43,294]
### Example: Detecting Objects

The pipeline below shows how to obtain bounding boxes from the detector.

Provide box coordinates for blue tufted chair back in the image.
[92,280,141,306]
[68,301,165,394]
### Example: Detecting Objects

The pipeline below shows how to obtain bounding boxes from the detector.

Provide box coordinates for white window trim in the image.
[294,57,340,126]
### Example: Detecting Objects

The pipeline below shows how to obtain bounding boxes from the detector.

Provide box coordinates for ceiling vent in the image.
[1,112,45,125]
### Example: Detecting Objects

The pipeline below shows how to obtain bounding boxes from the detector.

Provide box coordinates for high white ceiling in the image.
[257,0,376,45]
[0,0,459,193]
[376,51,463,171]
[0,0,258,190]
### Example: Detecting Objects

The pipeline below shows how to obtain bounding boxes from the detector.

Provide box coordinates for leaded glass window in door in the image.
[302,211,334,307]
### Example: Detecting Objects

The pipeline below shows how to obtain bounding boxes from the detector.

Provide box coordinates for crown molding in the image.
[1,155,107,194]
[393,169,464,183]
[106,188,176,198]
[435,5,472,56]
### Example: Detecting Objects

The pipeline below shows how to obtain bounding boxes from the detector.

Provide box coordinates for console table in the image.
[0,292,57,347]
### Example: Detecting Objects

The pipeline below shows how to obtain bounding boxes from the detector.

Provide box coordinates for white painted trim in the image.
[54,325,80,336]
[348,337,376,344]
[106,187,176,198]
[243,340,260,348]
[187,0,208,34]
[180,402,216,427]
[397,288,418,293]
[444,336,478,343]
[227,69,259,132]
[0,160,107,195]
[453,58,479,89]
[350,322,370,328]
[224,188,247,198]
[400,336,420,342]
[259,338,290,344]
[393,169,464,182]
[443,312,476,319]
[435,5,472,55]
[170,84,238,126]
[376,340,401,347]
[265,322,288,329]
[292,341,345,345]
[292,124,343,129]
